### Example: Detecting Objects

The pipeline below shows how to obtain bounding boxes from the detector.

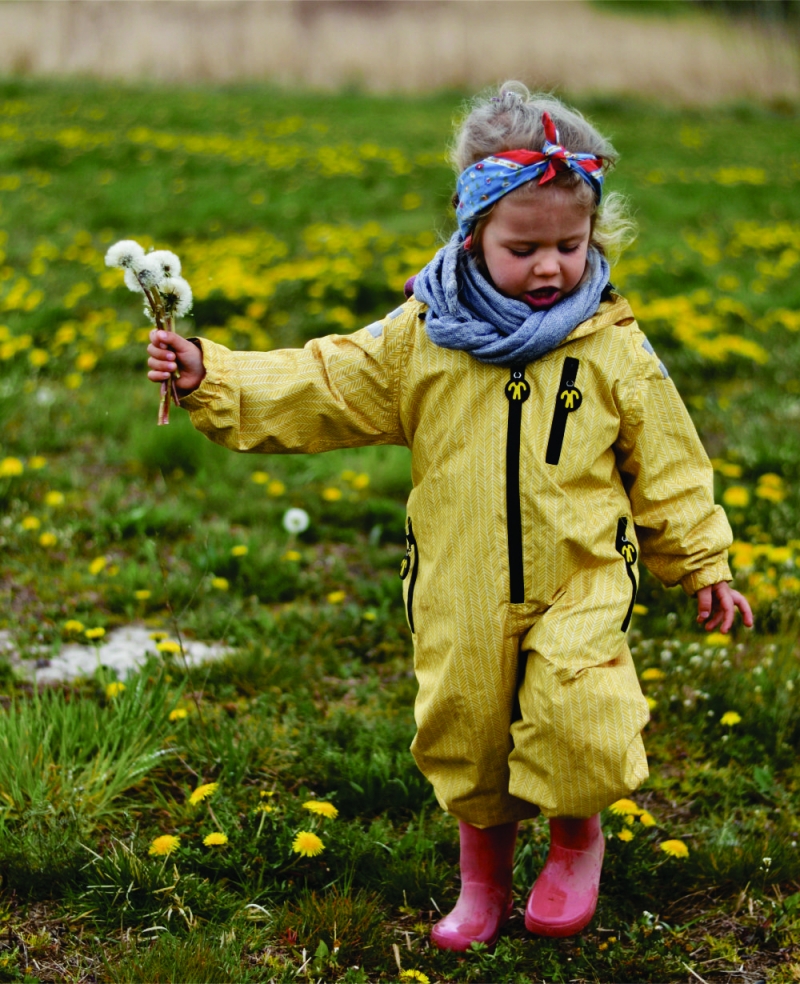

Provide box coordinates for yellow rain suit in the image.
[182,292,733,828]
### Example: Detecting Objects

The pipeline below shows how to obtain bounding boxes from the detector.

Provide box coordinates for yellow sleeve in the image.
[614,331,733,595]
[178,305,412,454]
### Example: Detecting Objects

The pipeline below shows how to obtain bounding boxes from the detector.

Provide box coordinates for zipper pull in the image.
[505,366,530,403]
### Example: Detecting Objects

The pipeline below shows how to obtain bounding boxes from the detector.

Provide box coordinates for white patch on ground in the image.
[0,626,231,684]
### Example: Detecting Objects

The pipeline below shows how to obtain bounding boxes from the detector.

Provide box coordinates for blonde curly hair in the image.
[451,81,637,263]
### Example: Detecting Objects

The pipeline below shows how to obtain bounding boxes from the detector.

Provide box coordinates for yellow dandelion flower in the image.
[327,590,346,604]
[758,472,783,489]
[211,576,229,591]
[292,831,324,857]
[362,610,377,621]
[189,782,219,806]
[203,832,228,847]
[156,640,181,654]
[399,972,430,984]
[640,812,657,827]
[755,485,785,503]
[302,801,339,819]
[720,711,742,727]
[722,486,750,508]
[259,790,276,798]
[256,803,274,813]
[169,707,188,722]
[645,696,657,712]
[351,473,370,490]
[39,532,57,547]
[21,516,41,531]
[609,798,644,817]
[85,627,106,640]
[231,544,248,557]
[267,480,285,496]
[89,556,107,575]
[251,471,269,484]
[134,589,151,601]
[617,828,634,842]
[640,668,665,681]
[705,632,730,645]
[632,603,648,615]
[148,834,180,857]
[340,470,357,481]
[0,457,24,477]
[28,456,47,470]
[44,490,64,507]
[105,682,126,699]
[660,839,689,858]
[283,549,302,562]
[64,619,84,633]
[322,487,342,502]
[65,373,82,389]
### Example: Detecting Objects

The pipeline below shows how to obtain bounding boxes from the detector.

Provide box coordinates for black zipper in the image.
[615,517,638,632]
[546,357,582,466]
[399,517,419,633]
[505,365,530,603]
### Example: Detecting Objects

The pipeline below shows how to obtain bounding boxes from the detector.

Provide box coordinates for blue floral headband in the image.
[455,112,605,238]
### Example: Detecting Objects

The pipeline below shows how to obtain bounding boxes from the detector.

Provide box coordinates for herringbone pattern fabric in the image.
[183,293,732,825]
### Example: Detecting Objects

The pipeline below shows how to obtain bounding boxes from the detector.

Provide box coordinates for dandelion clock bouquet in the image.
[104,240,193,425]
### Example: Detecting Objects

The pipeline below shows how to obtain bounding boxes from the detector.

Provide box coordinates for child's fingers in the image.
[695,585,712,623]
[731,589,754,628]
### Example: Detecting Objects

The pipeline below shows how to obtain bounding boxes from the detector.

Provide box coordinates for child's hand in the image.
[696,582,753,634]
[147,329,205,395]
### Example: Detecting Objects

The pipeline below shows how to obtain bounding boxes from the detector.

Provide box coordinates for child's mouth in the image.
[523,288,561,309]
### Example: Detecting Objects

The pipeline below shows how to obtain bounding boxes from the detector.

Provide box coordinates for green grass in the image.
[0,78,798,982]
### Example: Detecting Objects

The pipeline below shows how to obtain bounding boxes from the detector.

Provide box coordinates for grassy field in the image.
[0,79,799,983]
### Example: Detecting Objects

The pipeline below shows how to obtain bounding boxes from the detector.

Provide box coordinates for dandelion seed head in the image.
[123,268,144,293]
[148,250,182,279]
[282,508,310,534]
[160,276,193,317]
[134,255,165,289]
[105,239,145,270]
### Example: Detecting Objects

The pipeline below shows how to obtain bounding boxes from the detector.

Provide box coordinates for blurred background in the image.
[0,0,799,103]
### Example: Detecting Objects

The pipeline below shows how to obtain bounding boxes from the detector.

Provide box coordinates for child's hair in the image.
[450,81,636,262]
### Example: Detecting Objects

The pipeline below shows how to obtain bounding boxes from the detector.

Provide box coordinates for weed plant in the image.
[0,79,798,981]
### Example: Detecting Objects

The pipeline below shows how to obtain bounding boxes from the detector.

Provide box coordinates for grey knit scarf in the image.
[412,232,610,367]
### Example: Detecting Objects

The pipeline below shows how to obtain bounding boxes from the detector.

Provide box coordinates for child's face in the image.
[479,187,592,310]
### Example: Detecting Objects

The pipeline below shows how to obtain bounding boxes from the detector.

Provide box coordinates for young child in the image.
[147,83,752,950]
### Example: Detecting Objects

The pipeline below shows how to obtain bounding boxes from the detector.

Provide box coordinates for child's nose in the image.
[532,251,560,277]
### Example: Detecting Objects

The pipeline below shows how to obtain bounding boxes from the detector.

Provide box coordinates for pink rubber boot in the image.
[524,815,605,937]
[431,820,518,951]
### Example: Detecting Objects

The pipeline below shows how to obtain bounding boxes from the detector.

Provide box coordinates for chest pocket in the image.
[545,357,583,466]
